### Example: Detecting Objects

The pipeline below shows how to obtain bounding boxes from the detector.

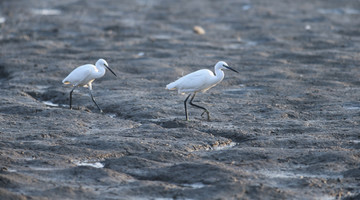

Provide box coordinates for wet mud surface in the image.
[0,0,360,199]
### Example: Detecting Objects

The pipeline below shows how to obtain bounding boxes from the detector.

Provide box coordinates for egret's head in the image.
[97,58,108,67]
[216,61,239,73]
[96,59,117,77]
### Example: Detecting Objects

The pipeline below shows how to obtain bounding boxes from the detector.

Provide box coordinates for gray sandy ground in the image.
[0,0,360,199]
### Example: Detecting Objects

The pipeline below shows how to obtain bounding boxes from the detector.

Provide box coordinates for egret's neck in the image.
[94,65,106,79]
[213,68,225,83]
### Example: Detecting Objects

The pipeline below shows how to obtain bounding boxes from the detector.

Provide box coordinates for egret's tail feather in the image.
[166,82,177,90]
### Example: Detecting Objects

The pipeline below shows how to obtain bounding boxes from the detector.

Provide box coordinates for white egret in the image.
[62,58,117,112]
[166,61,238,121]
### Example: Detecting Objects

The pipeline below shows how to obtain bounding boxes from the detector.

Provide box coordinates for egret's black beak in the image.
[223,64,239,73]
[105,64,117,77]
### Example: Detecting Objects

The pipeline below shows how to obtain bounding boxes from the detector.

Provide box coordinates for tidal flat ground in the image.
[0,0,359,199]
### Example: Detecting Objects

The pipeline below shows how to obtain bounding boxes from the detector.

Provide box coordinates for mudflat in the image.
[0,0,359,199]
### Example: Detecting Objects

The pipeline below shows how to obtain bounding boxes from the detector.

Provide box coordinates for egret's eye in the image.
[222,64,228,68]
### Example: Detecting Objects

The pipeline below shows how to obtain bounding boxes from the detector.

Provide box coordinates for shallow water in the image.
[32,9,61,16]
[181,182,206,189]
[74,161,105,168]
[42,100,59,107]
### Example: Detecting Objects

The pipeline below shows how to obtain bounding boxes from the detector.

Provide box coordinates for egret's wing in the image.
[63,65,94,87]
[174,69,214,92]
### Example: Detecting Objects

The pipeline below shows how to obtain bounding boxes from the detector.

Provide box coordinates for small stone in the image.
[193,26,205,35]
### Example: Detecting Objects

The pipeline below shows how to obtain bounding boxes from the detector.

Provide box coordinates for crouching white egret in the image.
[62,58,117,112]
[166,61,238,121]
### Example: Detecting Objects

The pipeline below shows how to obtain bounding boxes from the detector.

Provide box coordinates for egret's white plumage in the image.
[62,59,117,112]
[166,61,238,121]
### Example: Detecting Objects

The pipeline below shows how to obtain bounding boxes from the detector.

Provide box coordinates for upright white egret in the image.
[166,61,238,121]
[62,58,117,112]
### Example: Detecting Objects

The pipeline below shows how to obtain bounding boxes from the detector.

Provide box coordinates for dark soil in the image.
[0,0,360,199]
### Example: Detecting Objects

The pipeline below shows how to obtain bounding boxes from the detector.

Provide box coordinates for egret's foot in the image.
[200,110,210,121]
[99,109,103,113]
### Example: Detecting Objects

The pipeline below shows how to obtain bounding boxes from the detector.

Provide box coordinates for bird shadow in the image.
[153,118,199,129]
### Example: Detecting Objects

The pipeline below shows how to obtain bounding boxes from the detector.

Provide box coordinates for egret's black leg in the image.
[189,93,210,121]
[69,86,76,110]
[184,94,192,121]
[89,89,103,113]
